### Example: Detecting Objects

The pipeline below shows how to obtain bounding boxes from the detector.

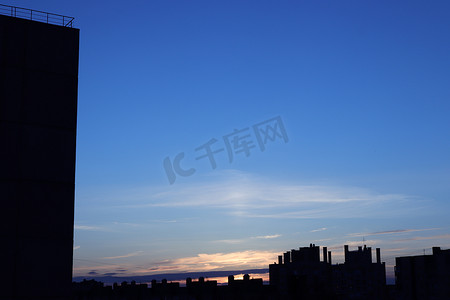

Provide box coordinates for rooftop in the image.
[0,4,74,27]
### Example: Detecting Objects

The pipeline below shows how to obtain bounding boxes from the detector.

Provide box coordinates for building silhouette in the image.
[269,244,386,299]
[395,246,450,300]
[225,274,273,299]
[333,245,386,299]
[72,244,450,299]
[0,5,79,299]
[73,275,275,300]
[269,243,333,298]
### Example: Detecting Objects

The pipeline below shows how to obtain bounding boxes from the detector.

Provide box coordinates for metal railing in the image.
[0,4,74,27]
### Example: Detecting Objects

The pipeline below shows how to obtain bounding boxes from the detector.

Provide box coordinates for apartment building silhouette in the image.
[269,244,386,299]
[0,5,79,299]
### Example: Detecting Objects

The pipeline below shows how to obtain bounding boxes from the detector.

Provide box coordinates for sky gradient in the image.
[5,0,450,281]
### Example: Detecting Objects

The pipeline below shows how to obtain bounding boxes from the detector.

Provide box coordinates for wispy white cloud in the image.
[312,237,335,242]
[148,184,405,209]
[213,234,281,244]
[74,245,81,250]
[74,225,102,231]
[381,247,409,253]
[348,228,439,238]
[152,220,178,223]
[112,222,141,226]
[396,234,450,242]
[311,228,327,232]
[253,234,281,239]
[103,251,144,260]
[213,239,244,244]
[109,170,428,220]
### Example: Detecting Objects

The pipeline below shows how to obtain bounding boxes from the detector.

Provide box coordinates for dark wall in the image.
[0,14,79,299]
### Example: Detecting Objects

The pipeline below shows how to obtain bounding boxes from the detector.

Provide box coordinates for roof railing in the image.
[0,4,74,27]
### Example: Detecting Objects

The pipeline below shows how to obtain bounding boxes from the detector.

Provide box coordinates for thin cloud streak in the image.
[146,185,408,209]
[396,234,450,242]
[74,225,102,231]
[103,251,144,260]
[107,170,429,220]
[253,234,281,239]
[213,234,281,244]
[348,228,439,238]
[213,239,244,244]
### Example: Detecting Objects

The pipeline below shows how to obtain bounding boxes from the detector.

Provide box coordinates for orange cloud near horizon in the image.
[73,250,279,277]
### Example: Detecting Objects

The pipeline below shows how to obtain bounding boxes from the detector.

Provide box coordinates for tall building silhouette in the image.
[395,246,450,299]
[269,244,333,298]
[0,6,79,299]
[333,245,386,299]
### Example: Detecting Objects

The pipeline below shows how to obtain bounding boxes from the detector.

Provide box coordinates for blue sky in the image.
[6,0,450,280]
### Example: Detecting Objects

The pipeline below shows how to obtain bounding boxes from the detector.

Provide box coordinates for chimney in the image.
[344,245,349,261]
[376,248,381,264]
[323,247,328,263]
[432,247,441,255]
[278,255,283,265]
[284,251,291,264]
[328,251,332,264]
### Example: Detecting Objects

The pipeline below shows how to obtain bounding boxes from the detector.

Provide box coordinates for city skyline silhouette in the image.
[72,243,450,299]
